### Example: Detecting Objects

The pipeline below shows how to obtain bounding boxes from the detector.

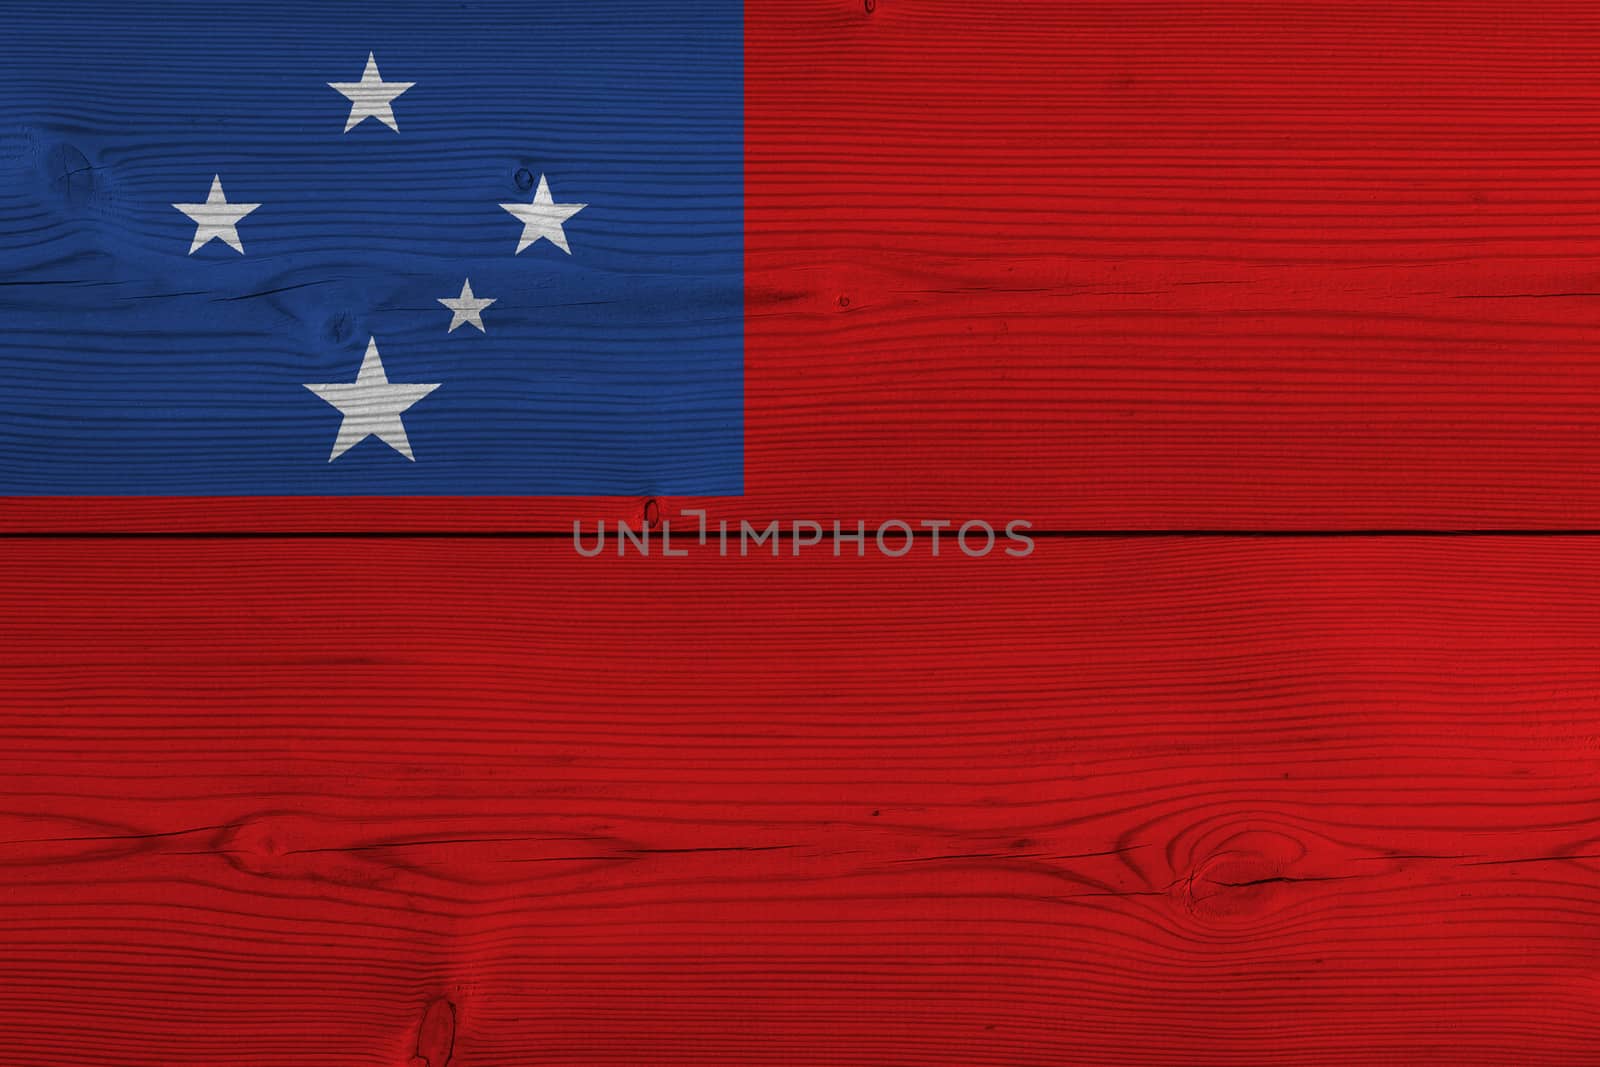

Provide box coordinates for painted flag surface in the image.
[11,0,1600,529]
[9,3,1600,1067]
[0,1,742,495]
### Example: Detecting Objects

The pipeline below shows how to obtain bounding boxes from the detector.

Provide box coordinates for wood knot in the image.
[214,811,294,868]
[1174,826,1319,925]
[1182,851,1290,921]
[45,142,96,208]
[412,997,456,1067]
[210,811,389,888]
[327,310,354,345]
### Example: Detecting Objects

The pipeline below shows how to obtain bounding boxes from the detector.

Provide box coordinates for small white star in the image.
[304,337,440,461]
[328,53,413,132]
[500,175,586,254]
[172,175,259,254]
[438,278,496,333]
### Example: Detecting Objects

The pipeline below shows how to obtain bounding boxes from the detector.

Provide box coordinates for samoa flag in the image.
[0,0,742,496]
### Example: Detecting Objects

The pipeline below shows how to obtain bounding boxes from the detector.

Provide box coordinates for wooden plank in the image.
[3,537,1600,1064]
[11,2,1600,527]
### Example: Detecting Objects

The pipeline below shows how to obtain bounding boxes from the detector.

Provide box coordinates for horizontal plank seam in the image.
[8,529,1600,539]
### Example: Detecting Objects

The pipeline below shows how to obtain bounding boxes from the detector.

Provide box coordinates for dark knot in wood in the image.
[411,997,456,1067]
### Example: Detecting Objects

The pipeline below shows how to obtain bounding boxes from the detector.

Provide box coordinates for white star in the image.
[328,53,413,132]
[172,175,259,254]
[438,278,496,333]
[500,175,586,254]
[303,337,440,462]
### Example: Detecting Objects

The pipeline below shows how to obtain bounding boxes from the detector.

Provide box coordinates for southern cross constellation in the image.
[173,53,585,462]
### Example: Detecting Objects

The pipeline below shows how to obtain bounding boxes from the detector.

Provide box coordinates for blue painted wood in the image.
[0,0,743,494]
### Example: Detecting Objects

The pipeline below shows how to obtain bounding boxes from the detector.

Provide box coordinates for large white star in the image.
[303,337,440,461]
[328,53,413,132]
[438,278,496,333]
[500,175,586,254]
[172,175,259,254]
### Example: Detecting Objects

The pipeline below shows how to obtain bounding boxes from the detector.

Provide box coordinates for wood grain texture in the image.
[736,0,1600,529]
[7,3,1600,1064]
[11,1,1600,526]
[4,537,1600,1064]
[0,0,741,499]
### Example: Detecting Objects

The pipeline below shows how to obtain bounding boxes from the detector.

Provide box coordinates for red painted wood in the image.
[3,537,1600,1064]
[9,1,1600,528]
[7,4,1599,1064]
[735,0,1600,529]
